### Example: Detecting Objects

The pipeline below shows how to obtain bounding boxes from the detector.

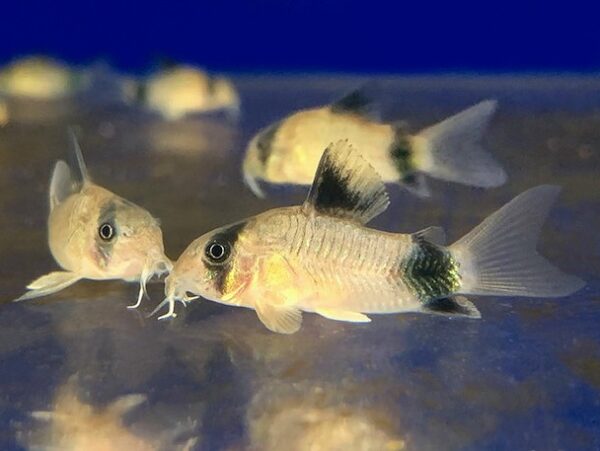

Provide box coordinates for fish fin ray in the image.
[413,99,506,187]
[67,127,90,183]
[254,302,302,334]
[315,308,371,323]
[413,226,446,245]
[303,140,390,224]
[422,296,481,318]
[450,185,585,297]
[14,271,82,302]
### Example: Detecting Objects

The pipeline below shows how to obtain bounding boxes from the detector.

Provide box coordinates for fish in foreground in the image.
[155,140,583,333]
[243,89,506,197]
[14,130,172,307]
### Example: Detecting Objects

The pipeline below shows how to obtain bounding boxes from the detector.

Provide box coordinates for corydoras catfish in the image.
[157,140,583,333]
[15,131,172,307]
[243,89,505,198]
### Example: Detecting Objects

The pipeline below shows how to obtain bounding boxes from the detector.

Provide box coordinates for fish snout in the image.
[146,247,173,278]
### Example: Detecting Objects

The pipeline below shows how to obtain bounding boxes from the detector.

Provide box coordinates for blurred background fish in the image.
[136,65,239,120]
[243,90,505,197]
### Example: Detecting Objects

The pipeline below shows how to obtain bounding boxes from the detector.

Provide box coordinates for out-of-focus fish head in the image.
[155,221,250,320]
[93,195,172,289]
[243,121,282,198]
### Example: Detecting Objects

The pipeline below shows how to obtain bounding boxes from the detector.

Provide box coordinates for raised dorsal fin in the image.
[414,226,446,245]
[329,85,380,120]
[67,127,90,184]
[303,140,390,224]
[49,160,79,211]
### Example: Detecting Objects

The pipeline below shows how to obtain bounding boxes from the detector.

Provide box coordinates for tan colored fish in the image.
[243,90,505,197]
[15,131,172,307]
[155,140,583,333]
[0,56,83,100]
[140,65,240,120]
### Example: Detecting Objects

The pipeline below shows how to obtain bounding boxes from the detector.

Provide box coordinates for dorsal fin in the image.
[303,140,390,224]
[49,161,79,211]
[67,127,90,184]
[329,85,380,120]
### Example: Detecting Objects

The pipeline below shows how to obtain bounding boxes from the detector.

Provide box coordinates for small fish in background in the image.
[19,376,199,451]
[137,65,240,120]
[155,140,583,332]
[243,88,505,197]
[14,130,172,308]
[0,56,87,100]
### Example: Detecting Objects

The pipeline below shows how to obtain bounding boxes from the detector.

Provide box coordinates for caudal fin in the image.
[449,185,584,297]
[412,100,507,188]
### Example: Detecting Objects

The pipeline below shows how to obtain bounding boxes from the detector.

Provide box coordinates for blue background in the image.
[1,0,599,73]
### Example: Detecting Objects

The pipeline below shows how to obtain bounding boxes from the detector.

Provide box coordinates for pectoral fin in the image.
[255,302,303,334]
[315,308,371,323]
[14,271,82,302]
[422,296,481,319]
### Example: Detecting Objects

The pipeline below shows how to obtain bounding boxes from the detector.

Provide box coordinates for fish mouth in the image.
[242,162,265,198]
[128,252,173,310]
[147,275,199,320]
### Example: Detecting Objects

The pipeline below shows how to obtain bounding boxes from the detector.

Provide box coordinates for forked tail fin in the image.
[412,100,507,188]
[449,185,584,297]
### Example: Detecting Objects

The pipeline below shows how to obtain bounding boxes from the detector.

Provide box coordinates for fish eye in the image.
[98,223,115,241]
[205,240,230,263]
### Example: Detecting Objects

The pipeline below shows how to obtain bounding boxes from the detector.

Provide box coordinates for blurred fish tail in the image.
[409,99,506,188]
[449,185,584,298]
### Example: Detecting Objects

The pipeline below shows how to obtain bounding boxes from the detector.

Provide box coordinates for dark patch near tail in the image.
[400,235,461,302]
[330,89,373,117]
[205,221,247,293]
[256,121,281,166]
[389,128,414,177]
[310,163,361,216]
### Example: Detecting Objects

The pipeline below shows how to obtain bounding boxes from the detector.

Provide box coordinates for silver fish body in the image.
[158,141,583,333]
